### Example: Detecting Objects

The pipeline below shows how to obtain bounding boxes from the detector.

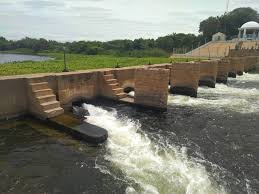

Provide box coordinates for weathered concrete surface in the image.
[134,68,169,109]
[228,49,259,72]
[169,63,200,97]
[27,80,64,119]
[198,60,218,88]
[2,51,259,120]
[0,77,27,120]
[57,72,99,108]
[229,57,244,76]
[49,113,108,144]
[226,57,237,78]
[114,68,135,91]
[217,59,230,84]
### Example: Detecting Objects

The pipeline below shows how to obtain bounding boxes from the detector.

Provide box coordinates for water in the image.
[0,73,258,194]
[0,53,52,64]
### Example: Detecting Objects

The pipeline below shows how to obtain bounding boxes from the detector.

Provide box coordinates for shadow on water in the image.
[0,118,127,194]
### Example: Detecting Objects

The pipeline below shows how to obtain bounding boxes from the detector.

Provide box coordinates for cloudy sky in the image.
[0,0,258,41]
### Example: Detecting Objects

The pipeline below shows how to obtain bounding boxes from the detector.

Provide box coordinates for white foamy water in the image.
[169,74,259,113]
[128,91,135,97]
[229,73,259,82]
[83,104,226,194]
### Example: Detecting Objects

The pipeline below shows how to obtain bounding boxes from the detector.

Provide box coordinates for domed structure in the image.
[238,21,259,40]
[240,21,259,29]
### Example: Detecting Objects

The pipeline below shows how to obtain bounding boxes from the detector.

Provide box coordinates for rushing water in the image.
[0,53,52,64]
[0,73,258,194]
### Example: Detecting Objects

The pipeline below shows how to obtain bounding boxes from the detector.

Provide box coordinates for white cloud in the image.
[0,0,258,41]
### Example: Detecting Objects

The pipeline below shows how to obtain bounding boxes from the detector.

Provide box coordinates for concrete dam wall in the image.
[1,49,259,120]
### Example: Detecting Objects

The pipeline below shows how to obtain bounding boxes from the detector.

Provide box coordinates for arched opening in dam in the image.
[123,86,135,97]
[123,86,135,94]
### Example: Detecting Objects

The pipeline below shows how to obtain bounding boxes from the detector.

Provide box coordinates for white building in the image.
[212,32,226,41]
[238,21,259,40]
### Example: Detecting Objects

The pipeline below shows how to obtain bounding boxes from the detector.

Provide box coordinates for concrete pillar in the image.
[238,30,241,40]
[244,56,251,72]
[198,60,218,88]
[225,56,237,77]
[169,63,200,97]
[244,56,257,72]
[229,57,244,76]
[253,30,256,40]
[217,59,230,84]
[256,56,259,70]
[243,29,247,39]
[134,68,169,109]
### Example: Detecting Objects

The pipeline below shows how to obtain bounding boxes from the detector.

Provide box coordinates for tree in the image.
[199,7,259,41]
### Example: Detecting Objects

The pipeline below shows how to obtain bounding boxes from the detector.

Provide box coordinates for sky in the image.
[0,0,258,42]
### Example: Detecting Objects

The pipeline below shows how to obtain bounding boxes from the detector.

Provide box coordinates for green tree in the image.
[199,7,259,40]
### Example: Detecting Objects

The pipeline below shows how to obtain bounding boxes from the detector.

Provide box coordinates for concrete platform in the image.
[120,97,134,103]
[48,113,108,144]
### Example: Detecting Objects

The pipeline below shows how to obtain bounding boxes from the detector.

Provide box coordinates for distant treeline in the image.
[0,33,203,57]
[0,7,258,57]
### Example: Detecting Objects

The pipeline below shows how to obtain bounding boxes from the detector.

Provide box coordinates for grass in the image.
[0,52,196,76]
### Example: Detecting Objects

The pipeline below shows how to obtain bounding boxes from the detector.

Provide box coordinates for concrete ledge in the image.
[48,113,108,144]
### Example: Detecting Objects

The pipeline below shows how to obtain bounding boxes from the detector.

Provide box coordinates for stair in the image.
[28,82,64,119]
[103,73,127,99]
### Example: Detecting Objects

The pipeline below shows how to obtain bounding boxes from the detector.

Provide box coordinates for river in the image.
[0,73,258,194]
[0,53,52,64]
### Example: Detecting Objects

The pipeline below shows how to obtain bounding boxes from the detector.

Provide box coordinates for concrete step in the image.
[34,89,53,97]
[116,92,127,99]
[106,79,118,84]
[104,71,113,75]
[41,101,60,111]
[104,74,114,80]
[44,107,64,118]
[37,94,57,104]
[112,88,124,94]
[109,83,119,89]
[30,82,49,90]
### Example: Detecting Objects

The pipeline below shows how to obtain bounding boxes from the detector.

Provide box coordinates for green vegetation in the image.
[0,34,200,57]
[200,7,259,40]
[0,53,195,76]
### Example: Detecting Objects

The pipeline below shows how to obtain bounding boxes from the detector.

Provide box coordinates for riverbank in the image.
[0,52,196,76]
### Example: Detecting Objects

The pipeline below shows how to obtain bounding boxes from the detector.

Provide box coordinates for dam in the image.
[0,48,259,193]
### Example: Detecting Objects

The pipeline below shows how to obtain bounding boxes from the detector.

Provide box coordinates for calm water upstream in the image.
[0,73,258,194]
[0,53,52,64]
